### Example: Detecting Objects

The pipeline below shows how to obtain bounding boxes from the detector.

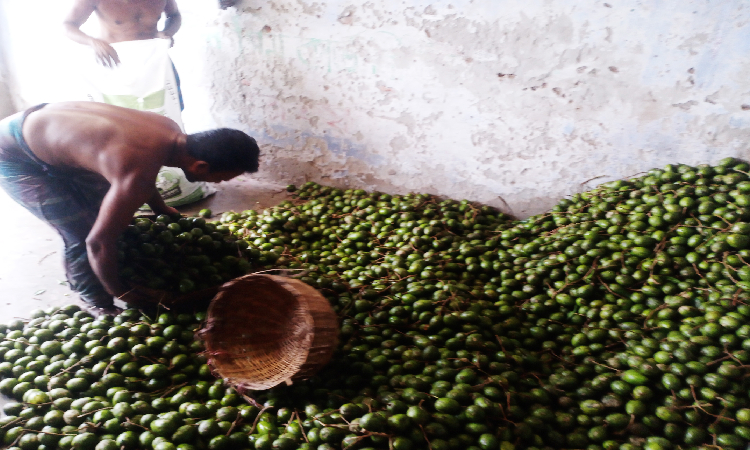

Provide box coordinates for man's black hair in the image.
[185,128,260,173]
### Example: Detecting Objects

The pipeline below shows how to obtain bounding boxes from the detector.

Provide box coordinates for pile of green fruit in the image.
[2,158,750,450]
[0,306,254,450]
[117,215,253,294]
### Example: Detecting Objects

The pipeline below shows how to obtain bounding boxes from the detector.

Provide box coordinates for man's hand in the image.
[154,205,180,216]
[156,31,175,48]
[147,189,179,217]
[90,38,120,67]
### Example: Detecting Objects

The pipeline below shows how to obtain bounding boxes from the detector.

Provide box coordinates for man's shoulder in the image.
[36,103,181,152]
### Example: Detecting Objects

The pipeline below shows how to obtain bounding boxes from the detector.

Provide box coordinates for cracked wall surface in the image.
[3,0,750,217]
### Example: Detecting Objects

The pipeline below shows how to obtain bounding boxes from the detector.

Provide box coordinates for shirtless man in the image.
[0,102,259,313]
[63,0,181,67]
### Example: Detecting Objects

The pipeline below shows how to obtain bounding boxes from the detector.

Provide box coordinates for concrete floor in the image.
[0,174,292,323]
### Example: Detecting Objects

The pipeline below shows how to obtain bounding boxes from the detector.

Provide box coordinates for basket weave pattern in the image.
[201,274,338,390]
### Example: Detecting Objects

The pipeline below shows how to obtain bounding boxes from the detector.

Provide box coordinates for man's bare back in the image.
[63,0,180,66]
[23,102,180,181]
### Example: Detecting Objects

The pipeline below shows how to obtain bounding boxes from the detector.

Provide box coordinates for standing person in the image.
[63,0,181,66]
[0,102,260,314]
[63,0,185,110]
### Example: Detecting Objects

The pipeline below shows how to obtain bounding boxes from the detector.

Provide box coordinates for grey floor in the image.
[0,174,292,323]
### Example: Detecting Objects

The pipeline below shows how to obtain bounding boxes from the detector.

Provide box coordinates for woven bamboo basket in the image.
[198,274,339,391]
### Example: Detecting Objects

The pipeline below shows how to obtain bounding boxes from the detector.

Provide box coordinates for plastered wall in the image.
[0,72,14,119]
[2,0,750,217]
[0,3,15,118]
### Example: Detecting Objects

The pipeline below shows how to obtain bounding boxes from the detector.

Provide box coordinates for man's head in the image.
[183,128,260,182]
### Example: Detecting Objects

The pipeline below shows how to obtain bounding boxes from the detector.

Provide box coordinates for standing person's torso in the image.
[94,0,168,43]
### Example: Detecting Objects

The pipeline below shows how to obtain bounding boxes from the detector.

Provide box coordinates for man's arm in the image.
[62,0,120,66]
[86,170,158,297]
[157,0,182,42]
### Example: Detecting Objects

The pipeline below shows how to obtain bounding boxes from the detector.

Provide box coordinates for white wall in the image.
[0,2,16,118]
[3,0,750,217]
[0,65,15,119]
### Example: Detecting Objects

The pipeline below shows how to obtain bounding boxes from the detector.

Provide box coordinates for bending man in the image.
[0,102,259,313]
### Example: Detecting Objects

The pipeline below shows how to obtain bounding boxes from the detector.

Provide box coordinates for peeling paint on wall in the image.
[3,0,750,217]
